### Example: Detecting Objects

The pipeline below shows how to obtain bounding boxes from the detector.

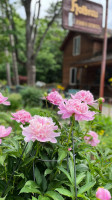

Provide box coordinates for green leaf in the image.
[44,169,53,176]
[40,154,51,168]
[42,175,47,192]
[20,181,41,194]
[58,166,72,184]
[38,196,50,200]
[34,167,42,186]
[76,164,89,172]
[25,141,33,155]
[58,149,67,162]
[68,159,74,184]
[76,173,86,185]
[104,183,112,190]
[14,173,24,179]
[55,188,72,197]
[89,105,100,113]
[8,138,19,151]
[0,155,6,166]
[77,194,90,200]
[52,116,61,129]
[45,191,64,200]
[32,197,38,200]
[0,196,6,200]
[78,182,96,195]
[21,156,35,167]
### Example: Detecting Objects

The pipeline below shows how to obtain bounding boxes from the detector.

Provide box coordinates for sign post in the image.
[99,0,109,111]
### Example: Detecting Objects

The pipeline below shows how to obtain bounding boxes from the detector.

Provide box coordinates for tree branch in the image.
[22,0,32,43]
[32,0,41,46]
[30,0,38,35]
[35,4,61,58]
[9,5,26,66]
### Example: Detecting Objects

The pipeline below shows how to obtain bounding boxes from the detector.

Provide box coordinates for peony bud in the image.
[96,187,111,200]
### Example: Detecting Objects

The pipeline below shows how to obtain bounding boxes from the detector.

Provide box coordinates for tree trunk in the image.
[5,49,12,86]
[10,32,19,85]
[27,59,36,86]
[22,0,61,86]
[22,0,36,86]
[4,0,19,86]
[27,65,36,85]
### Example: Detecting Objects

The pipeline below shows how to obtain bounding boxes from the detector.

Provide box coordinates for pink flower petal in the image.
[0,126,12,138]
[47,91,63,105]
[11,110,32,124]
[84,131,100,146]
[21,115,60,143]
[0,93,10,106]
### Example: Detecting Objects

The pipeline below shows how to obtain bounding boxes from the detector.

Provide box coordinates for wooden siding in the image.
[62,32,102,88]
[93,41,102,54]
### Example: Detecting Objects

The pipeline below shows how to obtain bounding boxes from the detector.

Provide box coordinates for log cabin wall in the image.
[62,32,103,88]
[93,41,102,55]
[108,38,112,51]
[61,30,112,97]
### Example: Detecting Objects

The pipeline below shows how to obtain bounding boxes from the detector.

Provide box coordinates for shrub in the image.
[20,87,43,107]
[8,93,22,110]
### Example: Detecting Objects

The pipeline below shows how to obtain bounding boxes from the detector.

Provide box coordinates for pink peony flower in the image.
[0,93,10,105]
[46,91,63,106]
[71,90,95,105]
[96,188,111,200]
[21,115,60,143]
[58,99,95,121]
[11,109,32,124]
[68,147,72,151]
[51,88,56,92]
[84,131,100,146]
[0,126,12,144]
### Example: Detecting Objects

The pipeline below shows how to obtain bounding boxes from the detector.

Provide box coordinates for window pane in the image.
[72,69,75,83]
[70,68,77,85]
[73,36,80,55]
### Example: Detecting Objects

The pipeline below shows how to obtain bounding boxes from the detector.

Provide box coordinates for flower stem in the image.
[72,130,77,200]
[67,115,74,146]
[5,164,7,183]
[45,98,48,109]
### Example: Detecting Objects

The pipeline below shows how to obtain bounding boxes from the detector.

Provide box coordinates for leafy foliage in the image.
[20,87,43,107]
[8,93,22,110]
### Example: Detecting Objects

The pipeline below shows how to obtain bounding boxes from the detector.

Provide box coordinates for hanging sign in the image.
[62,0,103,34]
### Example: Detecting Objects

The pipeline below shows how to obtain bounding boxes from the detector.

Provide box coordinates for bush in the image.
[0,112,12,126]
[8,93,22,110]
[20,87,43,107]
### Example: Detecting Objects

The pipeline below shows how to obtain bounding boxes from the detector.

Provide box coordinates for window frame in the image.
[69,67,77,85]
[73,35,81,56]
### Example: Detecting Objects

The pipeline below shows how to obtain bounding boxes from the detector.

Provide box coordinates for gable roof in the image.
[60,29,112,51]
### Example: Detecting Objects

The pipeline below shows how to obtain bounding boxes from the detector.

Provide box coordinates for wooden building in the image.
[60,29,112,97]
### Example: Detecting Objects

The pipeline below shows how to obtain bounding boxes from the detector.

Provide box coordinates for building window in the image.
[70,68,77,85]
[73,36,81,56]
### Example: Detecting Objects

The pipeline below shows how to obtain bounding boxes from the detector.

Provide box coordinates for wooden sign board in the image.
[62,0,103,34]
